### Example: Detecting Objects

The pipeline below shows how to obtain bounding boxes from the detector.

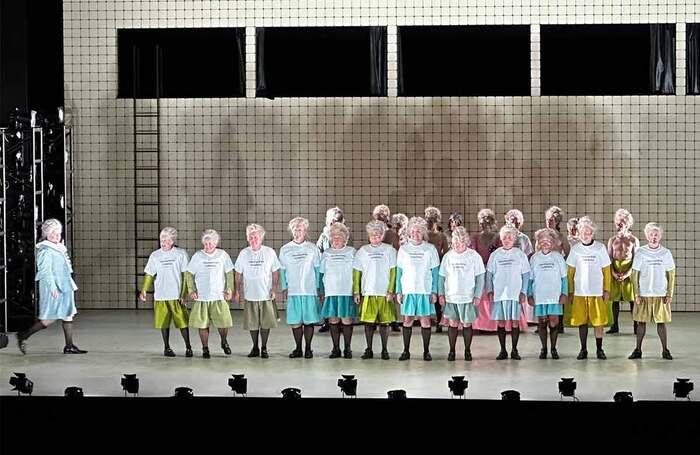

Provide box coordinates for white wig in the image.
[329,223,350,244]
[534,228,561,251]
[499,225,519,241]
[365,220,387,239]
[245,224,266,239]
[159,226,178,243]
[391,213,408,229]
[450,226,470,247]
[325,207,345,227]
[287,217,310,236]
[407,216,429,240]
[41,218,62,239]
[477,208,497,227]
[644,222,663,236]
[372,205,391,224]
[424,207,442,225]
[567,217,579,232]
[505,209,525,227]
[448,212,464,227]
[545,206,564,225]
[577,216,598,237]
[614,208,634,227]
[201,229,220,246]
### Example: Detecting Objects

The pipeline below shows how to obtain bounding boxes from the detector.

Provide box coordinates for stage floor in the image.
[2,310,698,401]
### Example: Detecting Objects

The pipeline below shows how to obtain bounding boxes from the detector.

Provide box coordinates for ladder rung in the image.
[34,191,42,195]
[34,160,42,163]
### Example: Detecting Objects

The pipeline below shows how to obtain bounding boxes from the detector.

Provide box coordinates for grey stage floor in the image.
[2,310,698,401]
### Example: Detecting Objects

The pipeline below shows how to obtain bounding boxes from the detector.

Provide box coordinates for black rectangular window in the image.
[688,24,700,95]
[541,24,675,96]
[256,26,386,98]
[118,28,245,98]
[397,25,531,96]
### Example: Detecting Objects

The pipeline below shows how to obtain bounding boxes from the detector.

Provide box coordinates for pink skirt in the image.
[471,289,528,332]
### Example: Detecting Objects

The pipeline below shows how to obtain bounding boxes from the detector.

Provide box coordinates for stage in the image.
[2,310,698,401]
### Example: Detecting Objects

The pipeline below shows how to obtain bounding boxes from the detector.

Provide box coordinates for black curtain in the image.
[369,26,387,96]
[688,24,700,95]
[649,24,675,95]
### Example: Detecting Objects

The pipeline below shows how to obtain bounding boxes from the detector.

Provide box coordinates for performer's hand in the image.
[189,292,198,301]
[519,292,527,305]
[527,296,535,307]
[634,296,640,305]
[318,293,324,302]
[138,291,147,302]
[234,292,241,305]
[396,293,403,304]
[269,290,276,301]
[430,293,438,304]
[353,293,361,305]
[664,296,672,305]
[51,289,60,299]
[224,291,233,302]
[386,293,394,303]
[603,291,610,301]
[438,295,446,306]
[472,297,480,307]
[487,292,494,301]
[559,294,567,305]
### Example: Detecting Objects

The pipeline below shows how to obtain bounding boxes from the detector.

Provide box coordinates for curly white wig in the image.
[325,207,345,227]
[576,216,597,238]
[288,217,310,236]
[391,213,408,229]
[329,223,350,244]
[372,205,391,224]
[567,217,579,233]
[424,206,442,225]
[477,208,497,227]
[545,206,564,225]
[245,224,266,239]
[201,229,220,246]
[407,216,429,240]
[365,220,387,240]
[450,226,470,247]
[499,225,519,241]
[534,228,561,251]
[159,226,178,243]
[505,209,525,228]
[41,218,62,239]
[614,208,634,227]
[644,222,663,236]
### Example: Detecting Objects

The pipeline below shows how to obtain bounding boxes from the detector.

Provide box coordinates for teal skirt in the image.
[286,295,321,325]
[320,295,358,319]
[401,294,436,318]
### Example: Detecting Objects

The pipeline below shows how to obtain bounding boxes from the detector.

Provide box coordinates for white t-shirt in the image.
[144,247,189,301]
[397,242,441,294]
[632,245,676,297]
[487,247,531,301]
[279,241,321,296]
[320,246,355,297]
[529,251,567,305]
[234,246,281,301]
[186,249,234,302]
[353,243,397,296]
[439,249,485,303]
[516,232,534,256]
[566,241,611,296]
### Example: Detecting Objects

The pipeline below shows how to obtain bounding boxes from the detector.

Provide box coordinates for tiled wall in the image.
[64,1,700,309]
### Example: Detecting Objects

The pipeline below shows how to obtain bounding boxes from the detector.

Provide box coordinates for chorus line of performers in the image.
[16,208,676,362]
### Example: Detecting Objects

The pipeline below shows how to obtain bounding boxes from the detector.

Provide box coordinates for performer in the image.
[373,204,400,250]
[234,224,280,359]
[607,209,640,334]
[425,207,448,332]
[505,209,535,326]
[391,213,409,246]
[319,223,357,358]
[628,223,675,360]
[317,206,348,333]
[566,217,611,360]
[545,206,571,257]
[528,228,568,359]
[280,217,323,359]
[445,212,465,249]
[397,217,440,361]
[438,227,485,361]
[353,220,397,360]
[471,209,503,332]
[17,219,87,355]
[140,227,192,357]
[185,229,234,358]
[487,225,531,360]
[567,217,580,248]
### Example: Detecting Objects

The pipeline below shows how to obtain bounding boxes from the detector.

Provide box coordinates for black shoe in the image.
[248,347,260,358]
[550,348,559,359]
[447,351,456,362]
[319,323,330,333]
[662,349,673,360]
[164,347,176,357]
[202,347,210,359]
[539,349,547,359]
[596,348,607,360]
[464,351,472,361]
[576,349,588,360]
[423,351,432,361]
[185,348,193,358]
[510,349,521,360]
[329,348,341,359]
[361,348,373,359]
[628,349,642,359]
[496,350,508,360]
[606,325,619,334]
[391,323,401,332]
[221,342,231,355]
[17,334,27,355]
[343,349,353,359]
[63,345,87,354]
[304,349,313,359]
[399,351,410,361]
[288,349,302,358]
[381,350,390,360]
[261,348,269,359]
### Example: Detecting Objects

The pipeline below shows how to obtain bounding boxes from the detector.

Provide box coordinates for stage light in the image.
[121,374,139,396]
[174,387,194,398]
[337,374,357,398]
[57,106,64,124]
[501,390,520,401]
[281,387,301,399]
[9,373,33,395]
[673,378,694,400]
[228,374,247,396]
[387,389,406,400]
[558,378,578,401]
[448,376,468,399]
[613,391,633,403]
[64,386,84,398]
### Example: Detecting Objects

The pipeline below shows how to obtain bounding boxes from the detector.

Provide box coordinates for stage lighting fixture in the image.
[337,374,358,398]
[281,387,301,399]
[387,389,407,400]
[613,391,633,403]
[448,376,468,398]
[673,378,694,400]
[501,390,520,401]
[64,386,84,398]
[228,374,248,396]
[9,372,33,395]
[174,387,194,398]
[57,106,64,124]
[121,374,139,396]
[558,378,578,401]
